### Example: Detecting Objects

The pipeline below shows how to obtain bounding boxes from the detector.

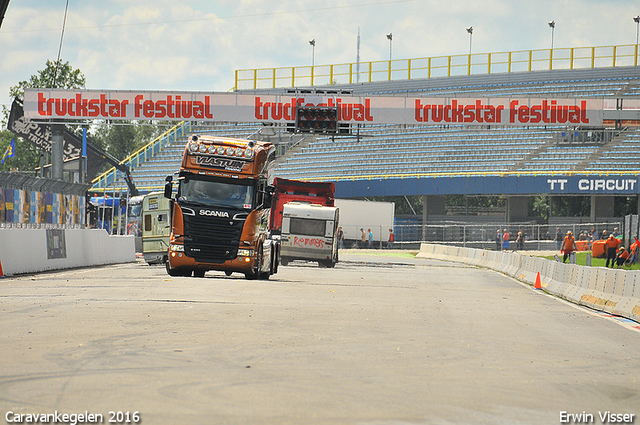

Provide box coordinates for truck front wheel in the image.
[166,261,182,277]
[245,244,263,280]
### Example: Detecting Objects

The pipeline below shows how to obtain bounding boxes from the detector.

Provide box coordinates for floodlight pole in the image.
[309,39,316,86]
[309,39,315,67]
[466,27,473,75]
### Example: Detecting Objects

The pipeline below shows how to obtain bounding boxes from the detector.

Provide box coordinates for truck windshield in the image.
[179,178,254,210]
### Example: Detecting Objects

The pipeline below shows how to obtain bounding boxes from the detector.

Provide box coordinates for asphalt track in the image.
[0,250,639,425]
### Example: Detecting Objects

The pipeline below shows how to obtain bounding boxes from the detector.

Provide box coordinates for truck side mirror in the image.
[264,185,275,208]
[164,176,173,199]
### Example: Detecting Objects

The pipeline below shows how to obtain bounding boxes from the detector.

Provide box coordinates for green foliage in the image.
[9,59,86,101]
[3,59,162,175]
[614,196,638,217]
[530,196,549,220]
[93,122,163,162]
[0,130,41,173]
[542,252,640,270]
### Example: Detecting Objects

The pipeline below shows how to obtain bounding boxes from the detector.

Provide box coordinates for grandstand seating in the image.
[92,66,640,194]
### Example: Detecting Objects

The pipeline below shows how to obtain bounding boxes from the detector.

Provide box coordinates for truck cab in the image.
[164,135,279,279]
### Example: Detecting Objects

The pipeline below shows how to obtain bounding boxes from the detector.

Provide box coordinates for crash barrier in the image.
[417,243,640,324]
[0,228,135,277]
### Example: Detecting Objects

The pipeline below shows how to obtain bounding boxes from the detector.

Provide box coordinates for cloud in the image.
[1,0,639,109]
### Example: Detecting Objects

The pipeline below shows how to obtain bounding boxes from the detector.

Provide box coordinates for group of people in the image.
[556,226,635,268]
[336,227,395,250]
[495,229,526,251]
[554,226,618,248]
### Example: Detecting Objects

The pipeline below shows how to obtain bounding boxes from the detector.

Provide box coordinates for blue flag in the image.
[1,138,15,164]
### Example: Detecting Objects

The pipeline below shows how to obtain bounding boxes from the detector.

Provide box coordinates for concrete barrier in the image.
[0,228,135,276]
[417,243,640,324]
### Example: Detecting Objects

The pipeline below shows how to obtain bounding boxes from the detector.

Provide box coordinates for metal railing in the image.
[235,44,640,90]
[91,121,192,193]
[343,221,623,250]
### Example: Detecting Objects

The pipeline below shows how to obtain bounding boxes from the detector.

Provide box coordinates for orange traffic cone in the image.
[534,272,542,290]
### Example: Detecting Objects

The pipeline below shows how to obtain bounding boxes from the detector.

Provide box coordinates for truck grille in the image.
[182,213,243,263]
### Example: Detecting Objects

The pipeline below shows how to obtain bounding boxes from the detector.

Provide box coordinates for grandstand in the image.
[91,51,640,227]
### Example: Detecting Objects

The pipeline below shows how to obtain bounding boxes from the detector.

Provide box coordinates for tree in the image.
[0,130,40,173]
[2,60,86,174]
[93,121,163,163]
[9,59,86,101]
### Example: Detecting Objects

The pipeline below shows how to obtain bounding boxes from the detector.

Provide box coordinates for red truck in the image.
[270,178,339,268]
[269,177,335,233]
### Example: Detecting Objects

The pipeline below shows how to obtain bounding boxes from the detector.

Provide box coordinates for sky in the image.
[1,0,639,112]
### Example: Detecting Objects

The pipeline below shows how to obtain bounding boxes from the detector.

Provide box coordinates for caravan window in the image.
[289,218,325,237]
[144,215,152,232]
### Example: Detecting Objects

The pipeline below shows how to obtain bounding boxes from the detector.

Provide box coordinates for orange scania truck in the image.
[163,135,279,279]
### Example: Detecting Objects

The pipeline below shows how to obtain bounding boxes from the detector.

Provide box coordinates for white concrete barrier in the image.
[418,243,640,324]
[0,228,135,276]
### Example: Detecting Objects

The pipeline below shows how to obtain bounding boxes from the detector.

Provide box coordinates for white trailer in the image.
[334,199,395,248]
[142,192,171,264]
[280,202,339,268]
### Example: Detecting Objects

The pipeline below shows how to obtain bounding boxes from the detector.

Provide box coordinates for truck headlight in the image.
[170,244,185,252]
[237,249,253,257]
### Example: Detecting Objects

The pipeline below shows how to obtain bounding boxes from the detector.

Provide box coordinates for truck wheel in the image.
[166,261,182,277]
[194,269,206,278]
[225,270,233,276]
[245,244,263,280]
[281,258,289,266]
[272,245,279,274]
[259,247,272,280]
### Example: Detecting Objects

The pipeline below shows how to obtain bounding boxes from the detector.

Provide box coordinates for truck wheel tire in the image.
[194,270,206,278]
[166,261,182,277]
[225,270,233,276]
[281,258,289,266]
[272,246,279,274]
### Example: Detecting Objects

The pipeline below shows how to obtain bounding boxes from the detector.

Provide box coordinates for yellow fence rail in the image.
[235,44,640,91]
[91,121,191,192]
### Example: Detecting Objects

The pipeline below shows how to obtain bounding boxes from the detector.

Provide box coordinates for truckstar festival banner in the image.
[24,89,604,127]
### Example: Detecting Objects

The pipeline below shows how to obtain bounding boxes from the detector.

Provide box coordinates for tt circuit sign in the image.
[335,175,640,198]
[547,177,638,193]
[23,89,604,127]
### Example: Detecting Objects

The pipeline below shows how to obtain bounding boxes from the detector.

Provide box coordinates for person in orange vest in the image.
[629,237,640,264]
[614,246,629,268]
[560,231,576,263]
[604,234,621,268]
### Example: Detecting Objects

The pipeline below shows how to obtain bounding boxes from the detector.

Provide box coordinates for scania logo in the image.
[199,209,230,218]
